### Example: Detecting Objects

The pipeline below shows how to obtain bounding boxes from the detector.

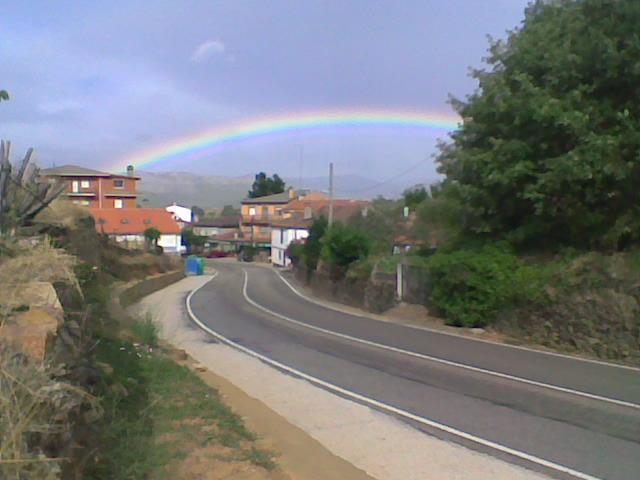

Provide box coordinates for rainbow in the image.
[108,108,460,172]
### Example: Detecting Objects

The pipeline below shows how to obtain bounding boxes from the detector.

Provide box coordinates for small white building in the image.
[270,218,311,267]
[166,203,192,227]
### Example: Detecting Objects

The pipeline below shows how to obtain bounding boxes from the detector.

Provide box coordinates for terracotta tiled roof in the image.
[270,217,314,229]
[42,164,140,179]
[272,200,370,229]
[194,216,240,228]
[241,191,292,205]
[90,208,181,235]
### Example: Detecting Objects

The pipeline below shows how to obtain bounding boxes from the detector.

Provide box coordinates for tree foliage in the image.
[321,222,372,273]
[402,185,429,210]
[190,205,205,222]
[248,172,285,198]
[0,90,8,102]
[143,227,161,248]
[437,0,640,250]
[348,196,402,254]
[181,227,206,253]
[302,216,328,272]
[220,204,238,217]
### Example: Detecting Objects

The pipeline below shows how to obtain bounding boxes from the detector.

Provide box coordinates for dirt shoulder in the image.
[190,356,377,480]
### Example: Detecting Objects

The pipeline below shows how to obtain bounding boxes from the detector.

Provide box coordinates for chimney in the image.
[304,206,312,219]
[127,165,134,177]
[288,187,296,199]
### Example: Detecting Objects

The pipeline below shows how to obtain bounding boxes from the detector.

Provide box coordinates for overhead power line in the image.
[348,156,431,193]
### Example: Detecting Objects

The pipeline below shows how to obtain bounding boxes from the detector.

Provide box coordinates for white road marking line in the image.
[244,270,640,410]
[274,269,640,372]
[186,271,602,480]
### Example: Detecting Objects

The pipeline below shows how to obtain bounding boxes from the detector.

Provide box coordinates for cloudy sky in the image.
[1,0,530,185]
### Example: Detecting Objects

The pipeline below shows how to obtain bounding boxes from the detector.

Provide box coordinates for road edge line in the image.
[274,268,640,373]
[246,271,639,410]
[186,269,602,480]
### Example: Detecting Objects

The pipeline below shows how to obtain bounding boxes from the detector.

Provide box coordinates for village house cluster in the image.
[41,165,184,253]
[40,165,371,263]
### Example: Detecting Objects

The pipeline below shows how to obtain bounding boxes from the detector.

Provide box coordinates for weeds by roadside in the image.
[86,333,276,479]
[130,314,160,348]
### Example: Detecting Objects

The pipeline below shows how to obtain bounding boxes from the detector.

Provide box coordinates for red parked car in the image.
[206,250,232,258]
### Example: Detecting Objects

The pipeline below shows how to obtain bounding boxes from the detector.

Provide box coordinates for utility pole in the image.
[328,162,334,227]
[296,144,304,189]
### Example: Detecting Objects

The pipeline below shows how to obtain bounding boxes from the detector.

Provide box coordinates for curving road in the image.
[188,261,640,480]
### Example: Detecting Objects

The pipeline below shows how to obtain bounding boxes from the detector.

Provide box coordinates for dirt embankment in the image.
[0,202,184,479]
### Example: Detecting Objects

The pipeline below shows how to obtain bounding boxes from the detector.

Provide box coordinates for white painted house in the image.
[165,203,192,227]
[90,208,183,253]
[270,219,311,267]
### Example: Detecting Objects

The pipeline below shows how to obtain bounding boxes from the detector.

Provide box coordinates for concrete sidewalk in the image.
[131,275,548,480]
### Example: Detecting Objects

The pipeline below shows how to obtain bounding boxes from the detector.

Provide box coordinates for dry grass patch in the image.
[0,344,100,480]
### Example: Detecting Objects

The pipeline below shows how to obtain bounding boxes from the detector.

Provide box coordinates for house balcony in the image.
[241,214,285,226]
[104,192,138,198]
[66,191,97,197]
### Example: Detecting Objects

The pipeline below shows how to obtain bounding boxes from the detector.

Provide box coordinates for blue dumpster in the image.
[185,255,204,275]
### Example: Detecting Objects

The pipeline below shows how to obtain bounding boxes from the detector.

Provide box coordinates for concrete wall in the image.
[119,270,185,308]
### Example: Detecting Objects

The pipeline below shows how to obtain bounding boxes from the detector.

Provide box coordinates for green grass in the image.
[86,336,276,479]
[129,314,160,347]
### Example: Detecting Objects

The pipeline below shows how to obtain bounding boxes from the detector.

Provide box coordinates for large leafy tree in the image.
[438,0,640,250]
[402,185,429,211]
[248,172,285,198]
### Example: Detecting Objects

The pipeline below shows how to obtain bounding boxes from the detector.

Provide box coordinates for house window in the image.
[280,229,284,244]
[81,180,90,188]
[249,207,256,216]
[114,199,124,209]
[114,179,124,189]
[72,181,79,193]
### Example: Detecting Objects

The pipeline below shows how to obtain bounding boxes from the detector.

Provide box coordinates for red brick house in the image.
[41,164,139,209]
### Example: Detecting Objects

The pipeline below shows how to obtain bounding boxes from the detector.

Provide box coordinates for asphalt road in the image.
[188,261,640,480]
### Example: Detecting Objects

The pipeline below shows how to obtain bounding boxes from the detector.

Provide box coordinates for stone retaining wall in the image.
[119,270,186,308]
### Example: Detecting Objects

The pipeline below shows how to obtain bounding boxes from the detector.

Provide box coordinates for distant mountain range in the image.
[138,170,429,208]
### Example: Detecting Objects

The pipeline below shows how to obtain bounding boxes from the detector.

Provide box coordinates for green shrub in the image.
[286,242,305,265]
[346,257,375,281]
[426,245,550,327]
[321,223,371,273]
[303,216,328,271]
[130,314,160,347]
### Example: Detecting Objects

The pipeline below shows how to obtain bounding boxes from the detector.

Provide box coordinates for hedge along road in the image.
[187,261,640,480]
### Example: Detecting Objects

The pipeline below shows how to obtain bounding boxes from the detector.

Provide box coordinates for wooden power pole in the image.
[328,162,334,227]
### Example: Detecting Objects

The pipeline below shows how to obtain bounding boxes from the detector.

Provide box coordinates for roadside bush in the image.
[321,223,371,279]
[426,245,551,327]
[346,257,375,281]
[303,216,328,272]
[285,241,304,266]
